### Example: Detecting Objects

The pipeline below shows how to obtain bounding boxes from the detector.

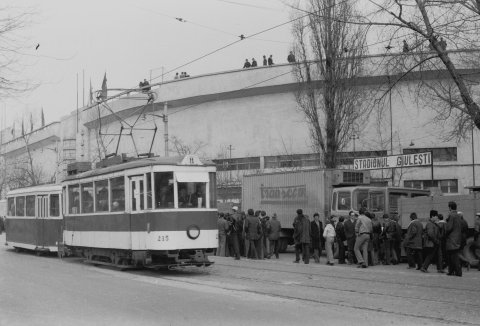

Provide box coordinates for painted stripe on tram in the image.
[63,210,217,232]
[64,230,218,250]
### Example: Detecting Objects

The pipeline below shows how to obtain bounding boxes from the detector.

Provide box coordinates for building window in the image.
[214,157,260,171]
[404,179,458,193]
[403,147,457,162]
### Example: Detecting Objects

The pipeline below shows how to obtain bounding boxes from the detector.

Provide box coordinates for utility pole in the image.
[228,144,234,182]
[164,102,168,157]
[472,126,476,186]
[350,134,359,157]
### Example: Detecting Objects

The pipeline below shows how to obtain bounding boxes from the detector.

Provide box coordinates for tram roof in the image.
[64,155,215,181]
[7,183,62,196]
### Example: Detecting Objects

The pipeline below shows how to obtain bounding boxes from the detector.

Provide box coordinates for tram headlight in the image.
[186,225,200,240]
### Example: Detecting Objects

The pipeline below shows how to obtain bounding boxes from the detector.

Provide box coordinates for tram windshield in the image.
[177,182,206,208]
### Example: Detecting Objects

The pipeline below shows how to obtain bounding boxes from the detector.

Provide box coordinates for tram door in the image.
[37,195,48,248]
[130,176,145,212]
[130,176,146,250]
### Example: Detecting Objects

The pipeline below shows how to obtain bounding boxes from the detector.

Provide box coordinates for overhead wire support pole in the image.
[164,102,168,157]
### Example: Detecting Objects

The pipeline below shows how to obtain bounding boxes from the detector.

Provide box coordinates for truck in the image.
[241,169,371,251]
[398,192,480,266]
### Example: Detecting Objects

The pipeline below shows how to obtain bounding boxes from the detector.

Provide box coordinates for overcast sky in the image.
[1,0,295,128]
[1,0,387,130]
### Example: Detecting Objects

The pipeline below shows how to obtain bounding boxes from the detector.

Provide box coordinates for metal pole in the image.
[164,102,168,157]
[388,74,394,186]
[473,127,476,186]
[431,150,434,183]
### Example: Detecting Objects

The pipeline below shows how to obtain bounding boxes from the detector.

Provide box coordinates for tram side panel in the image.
[136,210,218,251]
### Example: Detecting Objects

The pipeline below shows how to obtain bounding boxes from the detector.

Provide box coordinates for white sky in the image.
[1,0,294,128]
[1,0,386,129]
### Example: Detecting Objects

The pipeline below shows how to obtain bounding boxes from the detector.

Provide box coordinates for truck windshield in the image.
[389,192,408,215]
[369,191,385,212]
[353,189,369,210]
[337,191,352,210]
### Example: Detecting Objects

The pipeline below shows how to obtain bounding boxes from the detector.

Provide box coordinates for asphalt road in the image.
[1,234,479,326]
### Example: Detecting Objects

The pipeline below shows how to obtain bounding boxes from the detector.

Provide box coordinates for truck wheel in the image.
[463,237,480,268]
[279,238,289,253]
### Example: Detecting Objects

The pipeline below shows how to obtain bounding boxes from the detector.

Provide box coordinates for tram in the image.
[4,154,218,269]
[61,154,217,268]
[5,184,63,254]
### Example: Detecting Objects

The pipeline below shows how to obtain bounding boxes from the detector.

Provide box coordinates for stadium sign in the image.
[353,152,432,170]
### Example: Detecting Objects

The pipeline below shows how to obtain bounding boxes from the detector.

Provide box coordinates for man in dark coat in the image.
[445,201,463,276]
[382,213,398,265]
[243,59,251,68]
[421,210,440,272]
[311,213,323,263]
[293,209,311,264]
[404,212,423,269]
[344,211,357,264]
[335,216,347,264]
[245,209,261,259]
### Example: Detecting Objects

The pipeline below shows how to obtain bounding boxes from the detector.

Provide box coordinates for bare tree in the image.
[291,0,369,168]
[365,1,480,137]
[0,6,36,97]
[169,136,207,156]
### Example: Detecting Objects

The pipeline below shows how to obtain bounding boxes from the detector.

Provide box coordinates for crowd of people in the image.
[242,52,297,69]
[216,207,282,260]
[216,201,480,277]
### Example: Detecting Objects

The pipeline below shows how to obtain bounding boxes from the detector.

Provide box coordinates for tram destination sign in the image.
[353,152,432,170]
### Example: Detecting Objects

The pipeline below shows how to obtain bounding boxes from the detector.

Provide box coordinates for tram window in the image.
[178,182,206,208]
[154,172,174,209]
[209,172,217,209]
[50,194,60,217]
[68,185,80,214]
[16,196,25,216]
[110,177,125,212]
[146,173,152,209]
[26,196,35,217]
[95,180,109,212]
[7,198,15,216]
[81,183,94,213]
[337,192,351,210]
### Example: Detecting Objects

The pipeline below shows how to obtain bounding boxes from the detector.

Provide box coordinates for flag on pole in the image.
[89,79,93,105]
[11,122,15,137]
[30,113,34,132]
[41,108,45,127]
[21,119,25,136]
[101,72,107,100]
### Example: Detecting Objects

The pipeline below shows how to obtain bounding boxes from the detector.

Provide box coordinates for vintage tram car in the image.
[5,155,218,269]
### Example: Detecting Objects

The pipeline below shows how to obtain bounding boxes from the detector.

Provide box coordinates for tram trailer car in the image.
[62,155,218,269]
[241,169,371,251]
[4,184,63,254]
[398,193,480,267]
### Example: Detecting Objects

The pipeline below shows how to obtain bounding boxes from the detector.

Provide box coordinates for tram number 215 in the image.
[158,235,169,242]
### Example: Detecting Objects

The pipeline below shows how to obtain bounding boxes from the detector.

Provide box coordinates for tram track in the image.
[150,271,480,326]
[213,258,480,294]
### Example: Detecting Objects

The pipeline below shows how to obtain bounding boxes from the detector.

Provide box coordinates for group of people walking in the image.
[403,201,477,277]
[216,207,282,260]
[216,202,480,276]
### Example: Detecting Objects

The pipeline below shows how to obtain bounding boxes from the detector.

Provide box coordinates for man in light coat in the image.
[354,207,372,268]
